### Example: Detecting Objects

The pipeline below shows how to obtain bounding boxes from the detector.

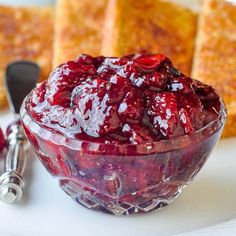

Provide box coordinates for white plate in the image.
[0,0,236,236]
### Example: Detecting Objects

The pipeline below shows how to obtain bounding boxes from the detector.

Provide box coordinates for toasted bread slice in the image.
[101,0,197,75]
[0,5,54,109]
[53,0,108,67]
[192,0,236,138]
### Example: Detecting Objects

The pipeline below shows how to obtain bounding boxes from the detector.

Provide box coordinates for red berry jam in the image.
[0,127,6,153]
[22,53,226,215]
[26,53,221,144]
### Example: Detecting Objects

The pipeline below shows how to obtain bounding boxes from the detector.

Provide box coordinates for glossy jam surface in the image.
[26,53,221,144]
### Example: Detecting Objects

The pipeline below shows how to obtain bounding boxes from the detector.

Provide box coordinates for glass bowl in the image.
[20,95,227,216]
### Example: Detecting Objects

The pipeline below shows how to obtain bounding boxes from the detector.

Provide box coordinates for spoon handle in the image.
[0,120,26,203]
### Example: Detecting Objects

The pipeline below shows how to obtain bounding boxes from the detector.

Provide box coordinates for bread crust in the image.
[192,0,236,138]
[0,5,54,109]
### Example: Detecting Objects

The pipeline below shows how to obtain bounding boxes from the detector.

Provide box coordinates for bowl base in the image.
[60,179,182,215]
[76,198,170,215]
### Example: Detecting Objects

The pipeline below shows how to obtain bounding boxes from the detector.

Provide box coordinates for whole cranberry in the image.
[134,54,166,71]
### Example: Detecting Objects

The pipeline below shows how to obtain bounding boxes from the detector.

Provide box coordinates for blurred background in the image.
[0,0,55,5]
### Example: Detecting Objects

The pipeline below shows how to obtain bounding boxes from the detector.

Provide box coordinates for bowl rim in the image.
[20,92,227,154]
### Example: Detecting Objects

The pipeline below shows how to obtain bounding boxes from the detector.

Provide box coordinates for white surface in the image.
[0,0,236,235]
[0,111,236,236]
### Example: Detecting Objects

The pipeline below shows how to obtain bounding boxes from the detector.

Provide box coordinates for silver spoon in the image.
[0,61,40,204]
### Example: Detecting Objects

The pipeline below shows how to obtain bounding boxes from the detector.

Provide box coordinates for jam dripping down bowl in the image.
[20,95,227,216]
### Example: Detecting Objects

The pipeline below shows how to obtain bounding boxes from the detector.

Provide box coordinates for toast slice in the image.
[101,0,197,75]
[53,0,108,67]
[0,5,54,109]
[192,0,236,138]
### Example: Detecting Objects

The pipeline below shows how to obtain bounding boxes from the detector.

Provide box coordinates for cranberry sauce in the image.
[26,53,221,144]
